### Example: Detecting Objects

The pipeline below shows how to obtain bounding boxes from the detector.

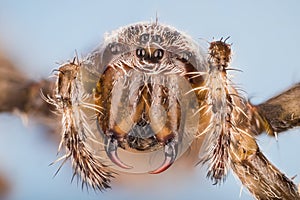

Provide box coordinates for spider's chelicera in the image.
[44,22,300,199]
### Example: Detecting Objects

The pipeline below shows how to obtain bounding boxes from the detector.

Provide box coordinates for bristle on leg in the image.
[47,59,115,191]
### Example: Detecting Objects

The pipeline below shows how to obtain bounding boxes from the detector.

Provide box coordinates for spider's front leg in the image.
[199,39,234,183]
[200,39,300,199]
[46,59,114,190]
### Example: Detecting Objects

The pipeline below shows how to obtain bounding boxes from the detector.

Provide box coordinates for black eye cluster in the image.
[136,48,146,58]
[136,33,164,63]
[109,42,124,55]
[139,33,163,44]
[136,48,164,63]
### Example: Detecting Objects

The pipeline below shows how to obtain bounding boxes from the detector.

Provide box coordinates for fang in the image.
[104,136,133,169]
[149,139,178,174]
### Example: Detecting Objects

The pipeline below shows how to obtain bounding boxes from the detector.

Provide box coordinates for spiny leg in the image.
[198,39,233,183]
[226,82,300,199]
[199,38,300,199]
[49,60,114,190]
[253,82,300,135]
[230,125,300,200]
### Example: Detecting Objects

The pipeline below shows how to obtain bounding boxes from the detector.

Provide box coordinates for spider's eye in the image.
[136,48,146,58]
[152,35,163,43]
[140,33,150,44]
[179,52,192,62]
[153,49,164,60]
[109,42,123,54]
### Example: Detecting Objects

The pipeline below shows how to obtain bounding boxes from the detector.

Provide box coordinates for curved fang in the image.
[149,139,178,174]
[105,137,133,169]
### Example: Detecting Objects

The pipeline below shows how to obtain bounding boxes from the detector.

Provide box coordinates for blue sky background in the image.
[0,1,300,200]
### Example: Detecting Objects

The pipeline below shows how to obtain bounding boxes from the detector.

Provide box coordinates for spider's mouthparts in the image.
[104,136,133,169]
[149,139,178,174]
[105,133,178,173]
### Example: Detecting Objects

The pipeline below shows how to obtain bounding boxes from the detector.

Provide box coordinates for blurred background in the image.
[0,0,300,199]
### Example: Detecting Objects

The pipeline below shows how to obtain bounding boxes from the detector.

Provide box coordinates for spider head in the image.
[81,22,207,173]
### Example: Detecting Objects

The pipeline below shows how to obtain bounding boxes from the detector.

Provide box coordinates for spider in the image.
[43,21,300,200]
